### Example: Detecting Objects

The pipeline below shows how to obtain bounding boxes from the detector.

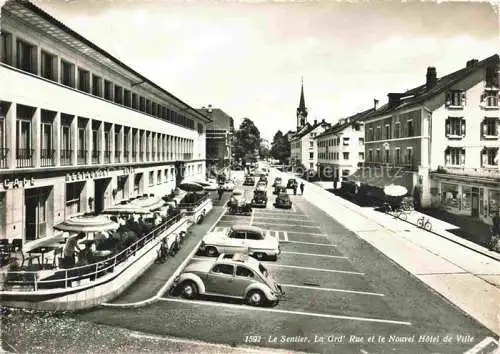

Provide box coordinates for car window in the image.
[259,264,269,277]
[211,264,234,275]
[247,232,263,240]
[236,266,254,278]
[230,230,246,239]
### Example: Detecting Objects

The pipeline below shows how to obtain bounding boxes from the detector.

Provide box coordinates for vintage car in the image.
[189,179,218,191]
[272,177,282,187]
[243,176,256,186]
[226,189,252,215]
[200,224,280,260]
[286,178,298,189]
[252,187,268,208]
[275,193,292,209]
[173,253,284,306]
[273,185,287,195]
[258,175,268,184]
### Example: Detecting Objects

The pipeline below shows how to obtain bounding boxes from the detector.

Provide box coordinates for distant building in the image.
[315,108,374,183]
[198,106,234,174]
[352,54,499,225]
[289,80,330,170]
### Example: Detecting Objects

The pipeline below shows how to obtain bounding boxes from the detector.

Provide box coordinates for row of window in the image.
[0,104,195,168]
[318,137,364,147]
[1,32,199,131]
[367,120,414,141]
[445,147,499,167]
[445,117,499,138]
[446,89,500,108]
[366,148,414,165]
[318,152,362,161]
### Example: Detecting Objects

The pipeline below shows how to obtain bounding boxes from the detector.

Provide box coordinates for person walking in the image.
[217,185,224,200]
[292,184,297,195]
[300,182,305,195]
[489,210,500,251]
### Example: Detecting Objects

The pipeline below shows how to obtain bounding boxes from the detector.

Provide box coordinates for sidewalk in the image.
[277,170,500,336]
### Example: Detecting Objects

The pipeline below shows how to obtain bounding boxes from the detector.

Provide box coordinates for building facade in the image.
[198,106,233,175]
[0,1,210,245]
[356,55,499,225]
[316,108,372,182]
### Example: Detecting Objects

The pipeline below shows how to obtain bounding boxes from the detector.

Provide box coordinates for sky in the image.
[32,0,499,141]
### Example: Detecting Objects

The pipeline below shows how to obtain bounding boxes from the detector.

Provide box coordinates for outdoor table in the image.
[26,246,58,267]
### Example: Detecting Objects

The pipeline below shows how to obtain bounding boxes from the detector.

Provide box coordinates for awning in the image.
[348,166,415,193]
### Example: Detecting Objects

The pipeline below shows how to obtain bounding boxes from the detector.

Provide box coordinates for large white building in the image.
[316,108,373,183]
[0,1,210,246]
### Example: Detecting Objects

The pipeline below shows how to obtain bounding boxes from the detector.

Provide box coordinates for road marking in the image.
[286,230,328,236]
[285,240,335,246]
[264,263,364,275]
[282,251,347,259]
[282,230,289,242]
[252,222,321,229]
[250,208,255,226]
[253,216,313,223]
[291,203,296,212]
[281,283,385,296]
[254,209,302,215]
[159,297,412,326]
[102,208,228,308]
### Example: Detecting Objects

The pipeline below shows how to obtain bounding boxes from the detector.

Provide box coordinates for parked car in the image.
[227,190,252,215]
[243,176,256,186]
[190,179,218,191]
[272,177,282,187]
[173,253,284,306]
[256,180,267,188]
[200,224,280,260]
[286,178,298,189]
[258,175,268,184]
[275,193,292,209]
[252,187,268,208]
[273,185,287,195]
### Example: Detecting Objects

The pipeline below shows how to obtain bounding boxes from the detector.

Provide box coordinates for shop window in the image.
[41,51,57,82]
[441,183,460,212]
[117,176,127,199]
[461,186,472,214]
[488,189,500,217]
[16,39,37,74]
[134,173,142,194]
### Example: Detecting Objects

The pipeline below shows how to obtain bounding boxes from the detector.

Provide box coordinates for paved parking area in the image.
[76,172,494,353]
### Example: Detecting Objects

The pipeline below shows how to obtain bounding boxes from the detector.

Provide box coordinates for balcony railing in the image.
[104,150,111,164]
[114,150,120,163]
[132,152,137,162]
[60,149,72,166]
[40,149,55,167]
[77,150,87,165]
[0,148,8,169]
[16,149,34,168]
[92,151,100,164]
[123,152,129,163]
[183,153,192,160]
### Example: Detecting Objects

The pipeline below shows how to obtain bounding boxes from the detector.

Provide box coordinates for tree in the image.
[259,141,270,159]
[233,118,261,162]
[270,130,291,163]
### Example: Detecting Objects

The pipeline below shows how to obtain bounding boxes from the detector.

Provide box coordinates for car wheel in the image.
[253,252,265,261]
[180,280,198,299]
[206,246,219,257]
[246,289,265,307]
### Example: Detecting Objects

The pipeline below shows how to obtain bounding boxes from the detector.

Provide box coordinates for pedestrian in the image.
[489,210,500,251]
[218,185,224,200]
[300,182,305,195]
[292,185,297,195]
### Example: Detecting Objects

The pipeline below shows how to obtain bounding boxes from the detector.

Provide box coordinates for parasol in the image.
[102,204,151,215]
[130,196,167,211]
[54,214,120,233]
[383,184,408,197]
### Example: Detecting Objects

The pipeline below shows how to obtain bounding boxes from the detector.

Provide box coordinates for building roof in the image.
[367,54,499,119]
[198,107,234,131]
[289,120,331,141]
[315,108,375,139]
[4,0,210,122]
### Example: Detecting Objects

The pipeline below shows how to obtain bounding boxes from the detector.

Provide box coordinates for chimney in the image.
[388,93,402,107]
[466,59,478,68]
[374,98,379,110]
[314,119,317,125]
[426,67,437,90]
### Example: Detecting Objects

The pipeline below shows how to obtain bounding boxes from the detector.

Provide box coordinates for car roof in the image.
[219,253,260,268]
[231,224,265,233]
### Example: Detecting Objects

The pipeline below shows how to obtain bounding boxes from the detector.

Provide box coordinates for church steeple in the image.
[296,77,308,130]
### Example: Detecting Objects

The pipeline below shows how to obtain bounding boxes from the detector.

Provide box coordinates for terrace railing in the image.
[0,148,8,169]
[0,212,186,292]
[16,149,34,168]
[40,149,55,167]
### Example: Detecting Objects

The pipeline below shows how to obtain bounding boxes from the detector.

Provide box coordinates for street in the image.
[75,169,494,354]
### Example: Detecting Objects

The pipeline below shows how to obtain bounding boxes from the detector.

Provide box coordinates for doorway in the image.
[471,187,479,218]
[94,178,110,214]
[25,187,49,241]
